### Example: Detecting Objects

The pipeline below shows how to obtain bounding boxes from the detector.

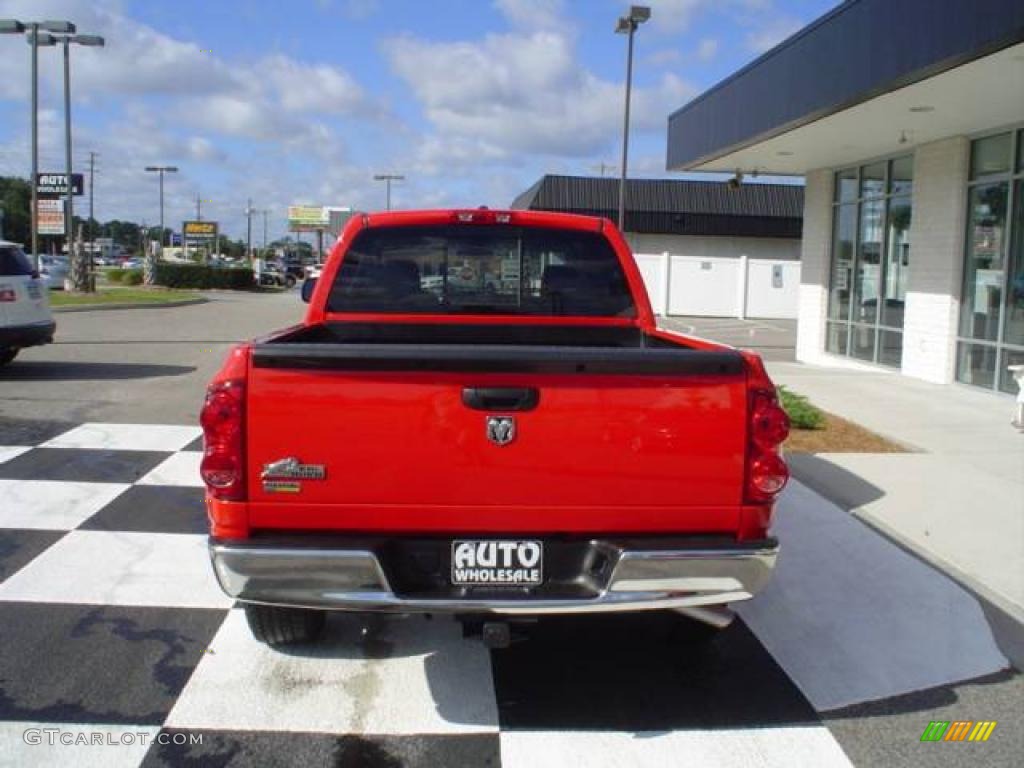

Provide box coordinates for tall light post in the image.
[614,5,650,232]
[1,20,69,269]
[55,31,104,290]
[373,174,404,211]
[144,166,177,247]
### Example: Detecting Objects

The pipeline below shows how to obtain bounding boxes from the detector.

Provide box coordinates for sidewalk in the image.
[766,360,1024,665]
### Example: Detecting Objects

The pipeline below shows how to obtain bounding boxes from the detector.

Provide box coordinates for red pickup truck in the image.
[201,209,789,647]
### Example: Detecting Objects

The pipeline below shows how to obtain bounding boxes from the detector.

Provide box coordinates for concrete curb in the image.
[51,297,208,313]
[789,458,1024,671]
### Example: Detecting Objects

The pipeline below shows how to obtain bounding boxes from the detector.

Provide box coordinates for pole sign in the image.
[183,220,218,242]
[36,199,65,235]
[36,173,84,197]
[288,205,328,232]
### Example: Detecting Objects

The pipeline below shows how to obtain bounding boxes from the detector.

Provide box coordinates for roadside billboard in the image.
[288,205,328,232]
[36,173,84,197]
[183,220,218,242]
[36,199,65,235]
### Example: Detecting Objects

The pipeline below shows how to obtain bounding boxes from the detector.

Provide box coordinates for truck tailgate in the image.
[245,344,747,533]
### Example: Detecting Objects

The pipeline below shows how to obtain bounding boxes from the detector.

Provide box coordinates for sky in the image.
[0,0,837,242]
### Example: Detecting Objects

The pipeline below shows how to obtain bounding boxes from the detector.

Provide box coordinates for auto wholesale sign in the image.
[288,205,328,232]
[183,220,218,241]
[36,199,65,235]
[36,173,84,196]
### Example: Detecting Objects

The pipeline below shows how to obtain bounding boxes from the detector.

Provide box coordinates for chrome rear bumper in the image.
[210,537,778,615]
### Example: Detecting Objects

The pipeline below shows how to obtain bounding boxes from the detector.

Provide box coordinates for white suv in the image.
[0,241,55,366]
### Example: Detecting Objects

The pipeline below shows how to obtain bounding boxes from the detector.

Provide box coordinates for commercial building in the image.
[666,0,1024,393]
[512,174,804,318]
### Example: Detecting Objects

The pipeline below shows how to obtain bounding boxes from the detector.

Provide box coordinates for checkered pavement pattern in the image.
[0,420,862,767]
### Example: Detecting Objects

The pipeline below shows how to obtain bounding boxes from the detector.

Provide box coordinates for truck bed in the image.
[252,322,745,376]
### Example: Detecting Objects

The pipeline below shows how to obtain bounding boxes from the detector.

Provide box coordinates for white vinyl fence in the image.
[633,252,801,319]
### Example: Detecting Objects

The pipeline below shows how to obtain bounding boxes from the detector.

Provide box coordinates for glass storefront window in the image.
[970,133,1012,179]
[827,154,912,369]
[1005,180,1024,347]
[835,167,857,204]
[958,126,1024,393]
[850,324,876,362]
[826,321,848,355]
[860,161,886,198]
[853,198,884,326]
[829,204,855,320]
[960,183,1008,342]
[890,156,913,196]
[879,330,903,368]
[1000,348,1024,395]
[883,195,911,330]
[956,343,997,389]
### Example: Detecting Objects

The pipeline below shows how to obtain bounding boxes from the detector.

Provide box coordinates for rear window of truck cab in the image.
[326,225,636,317]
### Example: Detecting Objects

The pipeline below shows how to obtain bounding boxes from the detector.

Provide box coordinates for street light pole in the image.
[144,166,178,248]
[373,174,405,211]
[614,6,650,233]
[1,19,75,269]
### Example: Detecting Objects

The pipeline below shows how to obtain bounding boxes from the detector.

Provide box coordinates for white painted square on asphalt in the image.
[0,479,129,530]
[500,727,854,768]
[167,610,498,735]
[43,423,201,452]
[0,530,231,609]
[136,452,203,487]
[0,722,160,768]
[0,446,32,465]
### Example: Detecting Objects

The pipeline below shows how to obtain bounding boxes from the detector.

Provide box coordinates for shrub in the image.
[123,269,144,285]
[778,386,826,430]
[154,262,254,290]
[107,268,126,284]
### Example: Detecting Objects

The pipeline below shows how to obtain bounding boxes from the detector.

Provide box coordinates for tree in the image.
[0,176,31,245]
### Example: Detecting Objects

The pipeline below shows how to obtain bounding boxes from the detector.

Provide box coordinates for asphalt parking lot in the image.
[659,316,797,361]
[0,293,1019,767]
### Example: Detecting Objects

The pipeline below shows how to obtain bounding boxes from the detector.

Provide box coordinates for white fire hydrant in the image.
[1009,365,1024,431]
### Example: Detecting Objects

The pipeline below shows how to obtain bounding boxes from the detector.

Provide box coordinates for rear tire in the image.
[0,348,18,366]
[244,604,327,646]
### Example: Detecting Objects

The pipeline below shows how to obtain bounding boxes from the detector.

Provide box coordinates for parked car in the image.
[39,255,70,290]
[0,241,55,366]
[201,209,790,649]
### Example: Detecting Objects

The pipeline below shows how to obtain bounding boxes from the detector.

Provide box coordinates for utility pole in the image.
[144,166,177,248]
[245,199,253,261]
[262,209,268,254]
[373,174,404,211]
[88,151,97,244]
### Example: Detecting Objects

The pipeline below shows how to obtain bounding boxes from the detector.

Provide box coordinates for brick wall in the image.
[795,168,832,363]
[903,136,969,383]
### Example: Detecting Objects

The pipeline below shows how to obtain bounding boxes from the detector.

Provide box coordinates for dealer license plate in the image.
[451,540,543,586]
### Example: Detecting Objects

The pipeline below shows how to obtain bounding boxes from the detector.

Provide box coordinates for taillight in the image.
[200,379,246,501]
[0,284,16,302]
[744,388,790,504]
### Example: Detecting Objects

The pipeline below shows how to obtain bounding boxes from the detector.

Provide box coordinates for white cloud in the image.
[342,0,380,20]
[645,48,683,67]
[646,0,711,35]
[260,54,370,116]
[384,31,694,162]
[494,0,567,31]
[746,16,804,53]
[695,37,719,61]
